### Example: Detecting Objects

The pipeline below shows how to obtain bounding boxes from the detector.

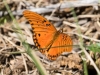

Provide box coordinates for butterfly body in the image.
[23,10,73,60]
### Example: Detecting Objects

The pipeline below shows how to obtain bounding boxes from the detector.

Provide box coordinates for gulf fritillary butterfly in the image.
[23,10,73,60]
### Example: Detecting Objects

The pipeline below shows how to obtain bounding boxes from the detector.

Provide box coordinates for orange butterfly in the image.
[23,10,73,60]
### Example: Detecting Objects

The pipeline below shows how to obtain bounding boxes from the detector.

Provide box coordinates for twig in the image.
[72,32,100,42]
[63,21,87,31]
[0,0,99,16]
[0,33,32,61]
[78,15,100,18]
[22,54,28,74]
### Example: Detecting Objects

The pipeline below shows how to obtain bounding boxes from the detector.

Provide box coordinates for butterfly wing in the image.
[46,33,73,60]
[23,10,73,60]
[23,10,57,53]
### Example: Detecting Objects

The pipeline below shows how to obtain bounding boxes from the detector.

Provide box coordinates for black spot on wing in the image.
[48,53,59,60]
[62,35,68,40]
[33,39,41,48]
[31,23,34,25]
[26,21,29,24]
[46,24,51,26]
[33,34,36,38]
[29,20,32,22]
[42,20,46,23]
[38,33,41,37]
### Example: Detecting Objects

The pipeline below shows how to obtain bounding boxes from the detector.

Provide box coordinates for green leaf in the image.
[88,43,100,53]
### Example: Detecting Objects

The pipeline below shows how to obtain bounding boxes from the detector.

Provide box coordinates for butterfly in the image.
[23,10,73,60]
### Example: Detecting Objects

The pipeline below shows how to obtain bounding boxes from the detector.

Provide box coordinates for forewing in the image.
[23,10,57,50]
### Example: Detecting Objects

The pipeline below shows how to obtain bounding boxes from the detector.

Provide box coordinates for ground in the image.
[0,0,100,75]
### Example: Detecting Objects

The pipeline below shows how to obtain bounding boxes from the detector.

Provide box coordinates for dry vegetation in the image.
[0,0,100,75]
